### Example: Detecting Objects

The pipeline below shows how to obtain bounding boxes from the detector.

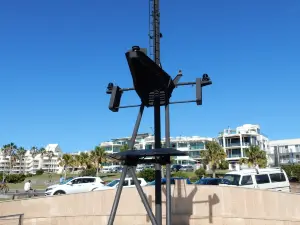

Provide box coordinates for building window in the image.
[145,144,152,149]
[104,147,112,152]
[113,147,120,153]
[178,142,188,148]
[232,149,241,158]
[189,151,200,158]
[190,142,205,150]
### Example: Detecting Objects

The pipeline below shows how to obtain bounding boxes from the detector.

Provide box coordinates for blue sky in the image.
[0,0,299,152]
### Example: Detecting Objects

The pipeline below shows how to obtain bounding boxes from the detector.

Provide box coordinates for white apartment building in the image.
[100,133,213,164]
[217,124,270,170]
[268,139,300,166]
[0,144,63,174]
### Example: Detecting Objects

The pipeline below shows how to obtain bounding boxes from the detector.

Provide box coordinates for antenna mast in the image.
[149,0,162,65]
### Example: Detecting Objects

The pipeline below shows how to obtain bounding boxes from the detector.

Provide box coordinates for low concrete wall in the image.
[0,181,300,225]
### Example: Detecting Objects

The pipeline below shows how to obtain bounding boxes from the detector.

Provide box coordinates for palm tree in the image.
[120,144,129,152]
[58,154,73,178]
[90,146,106,176]
[30,146,40,159]
[2,143,18,174]
[200,141,227,178]
[79,152,91,169]
[39,147,46,158]
[73,155,81,171]
[16,147,26,174]
[239,145,267,168]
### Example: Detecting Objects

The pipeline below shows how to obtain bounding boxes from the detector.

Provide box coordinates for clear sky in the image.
[1,0,299,152]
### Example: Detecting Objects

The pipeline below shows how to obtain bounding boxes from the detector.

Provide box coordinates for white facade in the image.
[100,133,213,164]
[0,144,63,174]
[268,139,300,166]
[217,124,270,170]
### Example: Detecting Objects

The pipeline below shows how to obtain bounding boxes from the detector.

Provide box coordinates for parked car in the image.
[101,167,113,173]
[179,165,194,172]
[171,164,182,172]
[45,176,105,196]
[219,168,291,192]
[109,165,122,173]
[136,165,146,172]
[194,178,222,185]
[147,177,192,186]
[91,177,148,191]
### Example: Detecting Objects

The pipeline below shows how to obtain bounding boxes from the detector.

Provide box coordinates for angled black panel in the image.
[125,48,175,107]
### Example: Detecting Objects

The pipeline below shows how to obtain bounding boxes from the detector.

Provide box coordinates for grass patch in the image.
[7,173,62,190]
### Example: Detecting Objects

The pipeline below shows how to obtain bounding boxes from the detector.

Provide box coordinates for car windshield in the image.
[195,179,206,184]
[220,174,241,186]
[61,178,72,184]
[106,180,119,187]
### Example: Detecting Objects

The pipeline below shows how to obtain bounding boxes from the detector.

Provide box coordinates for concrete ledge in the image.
[0,182,299,225]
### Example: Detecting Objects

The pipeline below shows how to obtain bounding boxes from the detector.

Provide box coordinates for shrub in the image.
[35,169,44,175]
[171,171,189,178]
[80,168,97,177]
[195,168,206,179]
[4,174,26,183]
[138,169,155,182]
[281,165,293,178]
[189,176,198,183]
[219,160,229,170]
[292,165,300,181]
[26,173,34,177]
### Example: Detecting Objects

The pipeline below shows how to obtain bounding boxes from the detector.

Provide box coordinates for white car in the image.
[92,177,147,191]
[45,176,105,196]
[219,168,291,192]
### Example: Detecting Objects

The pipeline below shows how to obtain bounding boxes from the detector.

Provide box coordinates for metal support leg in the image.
[107,165,128,225]
[129,168,158,225]
[129,104,144,149]
[128,104,145,176]
[165,103,172,225]
[154,93,162,225]
[166,163,172,225]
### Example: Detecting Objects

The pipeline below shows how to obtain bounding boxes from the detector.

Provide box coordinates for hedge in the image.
[281,164,300,181]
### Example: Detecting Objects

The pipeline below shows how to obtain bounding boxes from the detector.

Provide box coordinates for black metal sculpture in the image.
[105,46,212,225]
[105,1,212,225]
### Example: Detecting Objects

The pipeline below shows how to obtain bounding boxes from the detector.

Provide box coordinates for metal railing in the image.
[0,213,24,225]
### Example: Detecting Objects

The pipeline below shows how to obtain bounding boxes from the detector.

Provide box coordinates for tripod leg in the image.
[165,103,172,225]
[129,104,144,149]
[129,167,158,225]
[107,165,128,225]
[128,104,145,176]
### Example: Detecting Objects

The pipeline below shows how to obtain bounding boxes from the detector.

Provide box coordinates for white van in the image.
[219,168,291,192]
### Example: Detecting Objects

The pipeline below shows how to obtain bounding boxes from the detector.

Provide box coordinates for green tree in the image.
[200,141,226,178]
[239,145,267,168]
[2,143,18,174]
[58,154,73,178]
[79,152,91,169]
[120,144,129,152]
[138,169,155,182]
[90,146,106,176]
[30,146,39,159]
[195,168,206,179]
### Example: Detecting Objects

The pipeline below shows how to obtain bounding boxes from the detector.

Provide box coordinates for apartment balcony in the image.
[218,130,237,136]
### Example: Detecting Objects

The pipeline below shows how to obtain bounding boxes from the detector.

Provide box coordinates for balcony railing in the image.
[219,130,237,136]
